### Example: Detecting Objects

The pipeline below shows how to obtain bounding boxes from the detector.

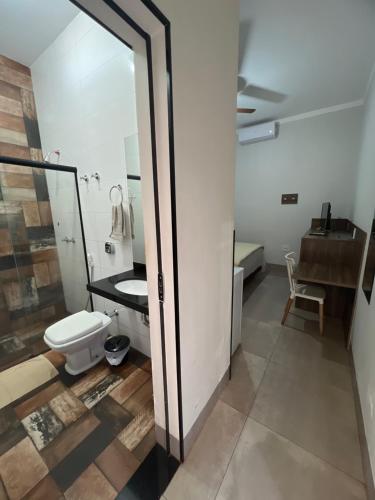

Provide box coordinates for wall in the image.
[351,70,375,479]
[0,54,66,368]
[235,107,363,265]
[155,0,239,439]
[31,13,150,355]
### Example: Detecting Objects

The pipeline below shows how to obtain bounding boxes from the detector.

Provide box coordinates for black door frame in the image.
[69,0,184,461]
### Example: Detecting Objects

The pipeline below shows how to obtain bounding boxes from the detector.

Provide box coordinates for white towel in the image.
[110,204,126,240]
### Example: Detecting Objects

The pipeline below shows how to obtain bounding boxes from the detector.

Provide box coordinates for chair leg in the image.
[282,297,293,325]
[319,302,324,336]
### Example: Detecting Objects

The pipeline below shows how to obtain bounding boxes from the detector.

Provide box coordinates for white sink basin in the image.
[115,279,148,296]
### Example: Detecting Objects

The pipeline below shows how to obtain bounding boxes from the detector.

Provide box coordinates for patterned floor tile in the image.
[43,350,65,369]
[0,436,48,499]
[0,406,27,456]
[92,396,133,434]
[70,365,111,397]
[128,349,149,368]
[15,380,64,419]
[49,390,87,426]
[22,404,64,450]
[95,438,140,492]
[123,379,153,416]
[41,413,100,470]
[64,463,117,500]
[133,428,157,463]
[117,445,179,500]
[80,374,123,409]
[23,475,62,500]
[109,369,150,406]
[117,400,155,452]
[50,425,114,492]
[141,358,152,373]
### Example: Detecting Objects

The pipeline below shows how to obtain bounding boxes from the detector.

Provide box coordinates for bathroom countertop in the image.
[87,264,148,315]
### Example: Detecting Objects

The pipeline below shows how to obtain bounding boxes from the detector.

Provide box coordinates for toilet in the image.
[44,310,112,375]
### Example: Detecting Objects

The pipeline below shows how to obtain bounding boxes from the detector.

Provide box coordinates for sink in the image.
[114,279,148,296]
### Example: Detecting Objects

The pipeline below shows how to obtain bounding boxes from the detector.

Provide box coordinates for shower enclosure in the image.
[0,156,91,371]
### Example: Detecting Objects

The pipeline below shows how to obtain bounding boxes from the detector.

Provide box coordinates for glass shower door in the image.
[0,161,90,371]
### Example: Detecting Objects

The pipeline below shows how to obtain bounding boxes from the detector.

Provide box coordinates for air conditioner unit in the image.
[238,121,277,145]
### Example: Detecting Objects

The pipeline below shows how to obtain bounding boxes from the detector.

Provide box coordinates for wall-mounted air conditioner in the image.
[238,121,278,145]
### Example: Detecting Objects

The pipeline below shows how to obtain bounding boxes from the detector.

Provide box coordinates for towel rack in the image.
[109,184,123,204]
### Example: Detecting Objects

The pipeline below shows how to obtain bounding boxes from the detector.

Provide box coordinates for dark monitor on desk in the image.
[321,202,331,231]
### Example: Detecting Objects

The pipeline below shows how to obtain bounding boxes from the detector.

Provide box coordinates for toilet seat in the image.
[45,311,104,346]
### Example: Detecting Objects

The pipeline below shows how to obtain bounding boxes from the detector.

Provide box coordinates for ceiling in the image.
[0,0,79,66]
[238,0,375,126]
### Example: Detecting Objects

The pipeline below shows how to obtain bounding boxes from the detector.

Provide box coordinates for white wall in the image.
[155,0,239,439]
[31,12,150,355]
[235,107,363,265]
[351,71,375,478]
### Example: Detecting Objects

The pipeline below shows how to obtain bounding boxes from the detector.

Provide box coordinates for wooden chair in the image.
[282,252,326,335]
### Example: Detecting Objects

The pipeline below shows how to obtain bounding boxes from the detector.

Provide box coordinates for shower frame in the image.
[0,154,94,312]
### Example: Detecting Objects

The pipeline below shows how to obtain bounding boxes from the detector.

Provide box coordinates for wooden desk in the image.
[295,219,366,338]
[293,262,357,289]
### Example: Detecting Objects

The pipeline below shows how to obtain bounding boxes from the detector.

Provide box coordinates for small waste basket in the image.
[104,335,130,366]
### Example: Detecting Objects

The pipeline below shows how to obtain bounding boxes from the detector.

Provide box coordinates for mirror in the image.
[362,211,375,304]
[124,133,145,264]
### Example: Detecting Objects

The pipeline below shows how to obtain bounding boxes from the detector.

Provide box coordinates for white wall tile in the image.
[32,11,148,355]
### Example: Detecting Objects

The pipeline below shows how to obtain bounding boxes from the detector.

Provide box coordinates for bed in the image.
[234,242,265,280]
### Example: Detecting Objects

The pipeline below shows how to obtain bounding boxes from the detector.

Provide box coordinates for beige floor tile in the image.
[0,436,48,499]
[285,308,351,354]
[164,400,246,500]
[220,348,266,414]
[242,275,290,323]
[241,318,281,359]
[250,361,364,482]
[271,326,353,392]
[216,418,366,500]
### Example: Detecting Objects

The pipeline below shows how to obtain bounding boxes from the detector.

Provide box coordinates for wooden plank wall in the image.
[0,54,66,370]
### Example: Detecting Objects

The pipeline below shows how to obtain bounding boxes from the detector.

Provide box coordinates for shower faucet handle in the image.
[62,236,76,243]
[80,174,89,182]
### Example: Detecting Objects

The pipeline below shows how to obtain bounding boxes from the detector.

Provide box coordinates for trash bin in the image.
[104,335,130,366]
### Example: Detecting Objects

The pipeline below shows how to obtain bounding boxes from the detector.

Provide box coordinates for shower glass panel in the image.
[0,160,90,371]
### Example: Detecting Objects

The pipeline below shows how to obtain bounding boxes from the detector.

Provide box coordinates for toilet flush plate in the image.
[114,280,148,296]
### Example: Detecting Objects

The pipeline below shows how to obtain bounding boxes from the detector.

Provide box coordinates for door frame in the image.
[69,0,184,461]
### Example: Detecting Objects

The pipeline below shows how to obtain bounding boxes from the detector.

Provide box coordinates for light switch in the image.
[281,193,298,205]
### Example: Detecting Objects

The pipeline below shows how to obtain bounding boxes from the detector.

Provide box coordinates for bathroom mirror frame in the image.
[362,210,375,304]
[70,0,184,461]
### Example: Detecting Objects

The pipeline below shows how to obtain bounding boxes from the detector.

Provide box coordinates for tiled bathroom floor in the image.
[164,267,367,500]
[0,317,65,373]
[0,348,177,499]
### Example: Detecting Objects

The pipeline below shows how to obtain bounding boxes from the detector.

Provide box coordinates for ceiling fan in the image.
[236,21,286,115]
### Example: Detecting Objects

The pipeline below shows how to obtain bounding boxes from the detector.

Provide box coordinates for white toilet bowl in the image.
[44,310,112,375]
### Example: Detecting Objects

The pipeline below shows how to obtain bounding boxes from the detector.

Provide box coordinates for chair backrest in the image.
[285,252,297,295]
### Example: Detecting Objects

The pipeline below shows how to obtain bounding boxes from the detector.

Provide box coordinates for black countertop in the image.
[87,264,148,314]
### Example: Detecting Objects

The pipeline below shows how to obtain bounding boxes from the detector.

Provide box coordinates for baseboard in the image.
[183,367,230,459]
[155,424,181,461]
[155,367,231,462]
[350,351,375,499]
